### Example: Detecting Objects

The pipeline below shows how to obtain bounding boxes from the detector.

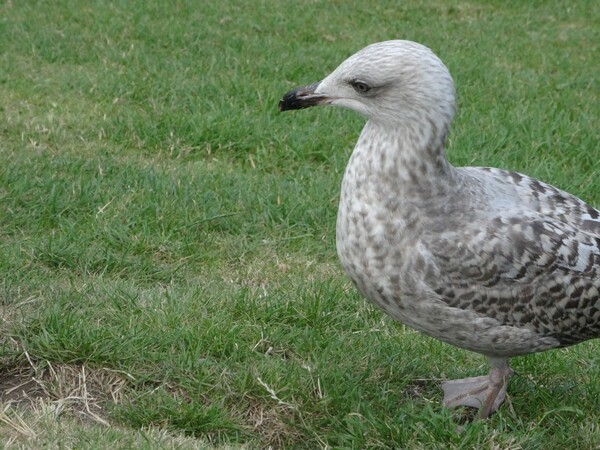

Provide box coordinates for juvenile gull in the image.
[278,40,600,419]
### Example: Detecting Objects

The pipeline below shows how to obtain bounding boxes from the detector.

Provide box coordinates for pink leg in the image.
[442,357,512,419]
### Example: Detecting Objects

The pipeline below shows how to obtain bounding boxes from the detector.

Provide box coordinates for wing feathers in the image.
[426,168,600,346]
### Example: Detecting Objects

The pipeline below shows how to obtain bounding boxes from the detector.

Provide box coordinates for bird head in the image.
[279,40,456,129]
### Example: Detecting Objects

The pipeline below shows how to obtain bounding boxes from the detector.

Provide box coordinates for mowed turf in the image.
[1,0,599,448]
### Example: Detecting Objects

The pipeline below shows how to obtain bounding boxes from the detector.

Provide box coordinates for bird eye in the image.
[351,80,371,93]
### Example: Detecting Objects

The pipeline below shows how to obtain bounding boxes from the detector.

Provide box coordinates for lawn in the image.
[1,0,599,448]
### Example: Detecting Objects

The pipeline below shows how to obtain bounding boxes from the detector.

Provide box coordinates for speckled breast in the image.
[335,173,420,321]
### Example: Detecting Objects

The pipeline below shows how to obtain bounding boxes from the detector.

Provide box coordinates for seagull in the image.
[278,40,600,419]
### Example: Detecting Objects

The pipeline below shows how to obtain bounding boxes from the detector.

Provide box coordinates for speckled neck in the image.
[349,118,455,194]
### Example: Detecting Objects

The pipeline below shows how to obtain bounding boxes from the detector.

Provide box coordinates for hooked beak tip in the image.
[278,82,327,111]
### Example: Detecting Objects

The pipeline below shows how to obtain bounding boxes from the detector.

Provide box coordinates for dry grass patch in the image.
[241,400,303,449]
[0,399,248,449]
[0,359,128,426]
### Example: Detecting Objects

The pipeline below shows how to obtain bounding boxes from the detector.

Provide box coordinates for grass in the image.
[1,0,599,448]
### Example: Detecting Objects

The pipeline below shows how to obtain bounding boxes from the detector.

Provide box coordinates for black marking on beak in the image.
[278,82,327,111]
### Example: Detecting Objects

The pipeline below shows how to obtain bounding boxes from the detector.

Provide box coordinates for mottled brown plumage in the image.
[279,40,599,418]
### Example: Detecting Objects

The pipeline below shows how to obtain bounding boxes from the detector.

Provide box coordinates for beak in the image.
[278,82,329,111]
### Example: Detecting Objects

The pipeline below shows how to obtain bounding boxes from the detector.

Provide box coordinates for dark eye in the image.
[351,80,371,93]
